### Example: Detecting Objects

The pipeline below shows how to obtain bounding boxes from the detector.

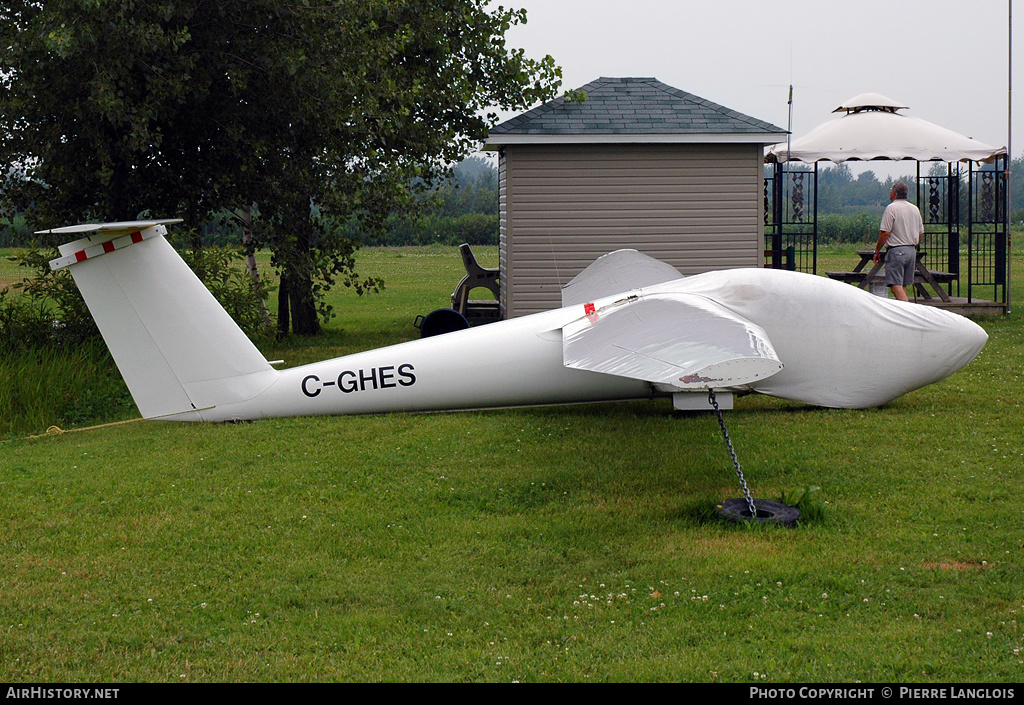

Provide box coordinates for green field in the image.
[1,244,1023,682]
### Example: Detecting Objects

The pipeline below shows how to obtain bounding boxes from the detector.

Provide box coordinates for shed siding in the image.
[500,143,765,318]
[498,153,509,319]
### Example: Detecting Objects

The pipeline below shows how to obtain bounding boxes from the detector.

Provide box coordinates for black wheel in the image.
[716,498,800,527]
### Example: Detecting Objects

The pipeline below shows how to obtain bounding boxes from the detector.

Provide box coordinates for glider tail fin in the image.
[561,249,683,307]
[45,221,277,421]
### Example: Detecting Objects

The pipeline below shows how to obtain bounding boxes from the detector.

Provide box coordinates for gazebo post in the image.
[767,162,784,269]
[766,93,1007,314]
[968,163,975,304]
[813,162,820,275]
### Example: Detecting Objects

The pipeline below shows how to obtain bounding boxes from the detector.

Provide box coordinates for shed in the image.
[482,77,788,318]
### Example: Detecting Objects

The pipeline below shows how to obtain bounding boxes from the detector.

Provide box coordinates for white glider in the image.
[42,220,988,422]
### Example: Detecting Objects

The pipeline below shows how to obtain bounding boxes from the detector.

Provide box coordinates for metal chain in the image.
[708,389,757,518]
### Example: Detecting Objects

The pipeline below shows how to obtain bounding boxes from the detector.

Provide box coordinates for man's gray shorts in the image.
[885,245,916,287]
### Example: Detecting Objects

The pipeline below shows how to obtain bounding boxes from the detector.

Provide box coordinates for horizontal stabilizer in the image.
[562,249,683,307]
[38,219,184,236]
[562,293,783,389]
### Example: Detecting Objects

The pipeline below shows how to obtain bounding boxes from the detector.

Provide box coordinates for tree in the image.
[1,0,561,335]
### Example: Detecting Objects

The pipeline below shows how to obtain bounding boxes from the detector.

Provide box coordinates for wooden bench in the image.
[825,250,956,302]
[826,268,957,301]
[825,271,872,284]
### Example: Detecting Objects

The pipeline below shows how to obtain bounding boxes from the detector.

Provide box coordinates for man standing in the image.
[873,181,924,302]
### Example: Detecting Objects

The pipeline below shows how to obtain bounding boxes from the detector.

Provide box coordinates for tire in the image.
[716,498,800,527]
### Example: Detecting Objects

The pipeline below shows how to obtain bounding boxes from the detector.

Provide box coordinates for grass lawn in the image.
[1,242,1022,682]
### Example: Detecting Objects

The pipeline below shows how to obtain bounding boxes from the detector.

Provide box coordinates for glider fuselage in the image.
[43,221,988,422]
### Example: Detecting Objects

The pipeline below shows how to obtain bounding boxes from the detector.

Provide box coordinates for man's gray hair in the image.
[892,181,910,199]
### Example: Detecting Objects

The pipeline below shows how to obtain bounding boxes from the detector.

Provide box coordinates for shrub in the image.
[0,214,35,247]
[360,213,498,247]
[0,343,135,437]
[816,212,880,245]
[1,245,274,354]
[0,249,99,351]
[178,245,275,341]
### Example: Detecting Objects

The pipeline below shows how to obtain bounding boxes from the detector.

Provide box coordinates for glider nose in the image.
[939,312,988,376]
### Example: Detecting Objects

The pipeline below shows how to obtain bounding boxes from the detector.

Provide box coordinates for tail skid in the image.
[47,221,277,420]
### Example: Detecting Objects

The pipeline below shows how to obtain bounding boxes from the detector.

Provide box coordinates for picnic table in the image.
[826,250,955,303]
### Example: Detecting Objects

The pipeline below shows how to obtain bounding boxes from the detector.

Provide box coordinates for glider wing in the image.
[562,294,783,390]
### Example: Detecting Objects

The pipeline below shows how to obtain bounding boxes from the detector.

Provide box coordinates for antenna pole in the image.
[786,84,793,162]
[1008,0,1013,312]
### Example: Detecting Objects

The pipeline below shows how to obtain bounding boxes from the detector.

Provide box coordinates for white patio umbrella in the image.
[766,93,1006,164]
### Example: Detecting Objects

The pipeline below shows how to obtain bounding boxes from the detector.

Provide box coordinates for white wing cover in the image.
[668,268,989,408]
[562,293,783,390]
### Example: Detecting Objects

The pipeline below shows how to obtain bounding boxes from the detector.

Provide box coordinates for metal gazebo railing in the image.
[764,158,1008,309]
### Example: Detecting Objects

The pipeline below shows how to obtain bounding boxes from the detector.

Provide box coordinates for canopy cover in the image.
[766,93,1006,164]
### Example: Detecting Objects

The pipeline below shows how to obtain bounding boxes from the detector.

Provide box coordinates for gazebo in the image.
[763,93,1008,313]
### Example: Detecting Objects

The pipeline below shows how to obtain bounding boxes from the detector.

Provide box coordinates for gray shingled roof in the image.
[486,77,786,143]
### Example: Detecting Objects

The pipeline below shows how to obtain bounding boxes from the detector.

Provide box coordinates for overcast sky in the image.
[493,0,1019,169]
